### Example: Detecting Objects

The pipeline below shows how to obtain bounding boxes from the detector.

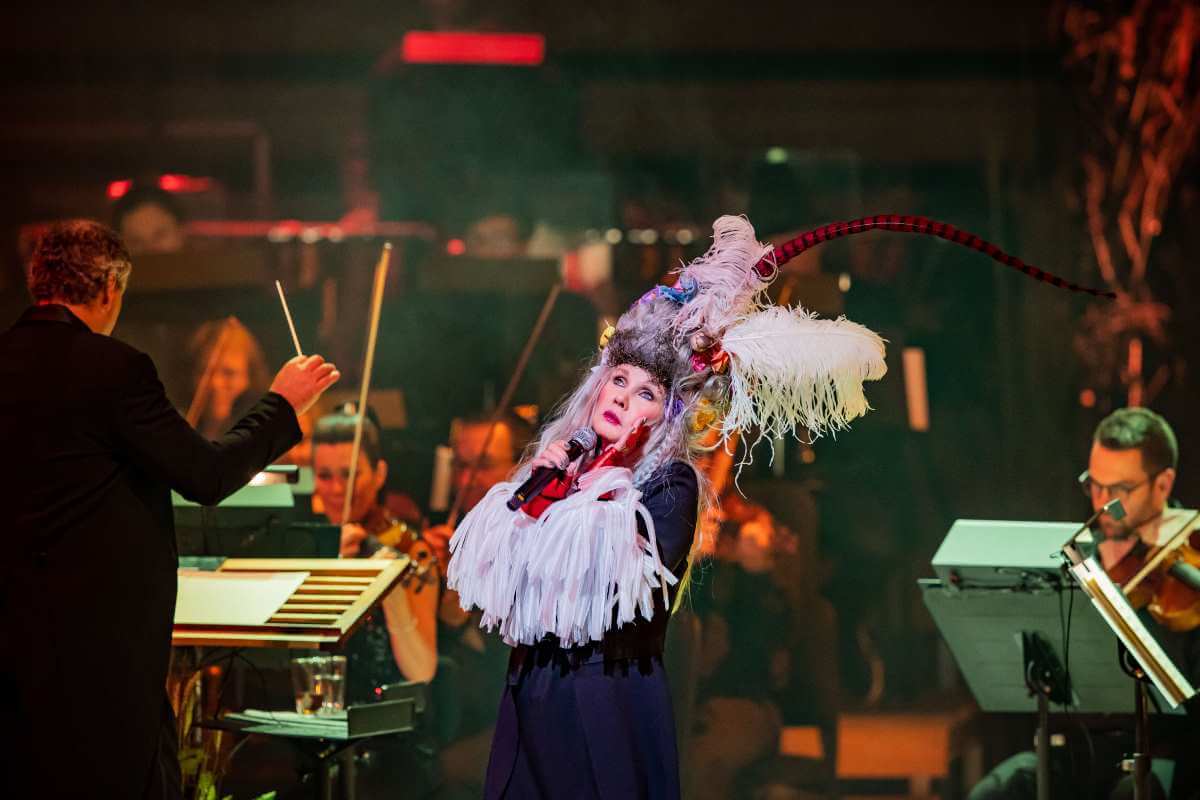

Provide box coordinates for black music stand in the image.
[921,577,1189,800]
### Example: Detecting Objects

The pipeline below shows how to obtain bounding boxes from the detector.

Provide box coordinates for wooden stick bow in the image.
[341,243,391,524]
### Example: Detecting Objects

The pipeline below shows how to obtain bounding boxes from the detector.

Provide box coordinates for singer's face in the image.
[590,364,666,445]
[1087,442,1172,539]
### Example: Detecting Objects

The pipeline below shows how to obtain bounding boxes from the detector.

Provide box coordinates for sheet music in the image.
[1069,557,1196,707]
[175,570,308,626]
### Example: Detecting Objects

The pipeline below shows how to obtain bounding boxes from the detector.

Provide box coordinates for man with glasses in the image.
[971,407,1200,800]
[1081,407,1187,574]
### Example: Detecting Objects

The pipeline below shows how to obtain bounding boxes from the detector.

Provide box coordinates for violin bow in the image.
[341,243,391,525]
[446,282,563,528]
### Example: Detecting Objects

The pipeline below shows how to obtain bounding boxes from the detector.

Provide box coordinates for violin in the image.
[1108,509,1200,632]
[375,519,439,592]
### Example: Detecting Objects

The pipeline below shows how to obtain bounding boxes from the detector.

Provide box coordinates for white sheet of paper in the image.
[175,570,309,626]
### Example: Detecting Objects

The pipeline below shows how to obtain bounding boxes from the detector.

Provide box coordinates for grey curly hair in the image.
[28,220,132,305]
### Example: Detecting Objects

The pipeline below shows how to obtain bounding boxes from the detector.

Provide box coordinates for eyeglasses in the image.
[1077,469,1156,501]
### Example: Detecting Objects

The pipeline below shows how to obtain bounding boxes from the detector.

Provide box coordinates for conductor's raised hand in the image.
[270,354,340,416]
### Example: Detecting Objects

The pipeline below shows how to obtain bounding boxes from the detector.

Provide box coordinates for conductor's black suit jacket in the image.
[0,305,302,798]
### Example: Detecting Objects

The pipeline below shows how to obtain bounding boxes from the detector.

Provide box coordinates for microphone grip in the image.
[506,467,561,511]
[505,436,590,512]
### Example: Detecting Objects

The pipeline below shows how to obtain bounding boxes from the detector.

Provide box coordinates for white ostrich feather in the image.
[720,305,887,445]
[672,215,774,339]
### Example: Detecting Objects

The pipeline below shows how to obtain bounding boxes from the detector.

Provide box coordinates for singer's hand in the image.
[529,440,574,472]
[614,417,648,455]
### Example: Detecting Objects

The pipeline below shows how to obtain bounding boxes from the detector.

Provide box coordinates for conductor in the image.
[0,220,340,798]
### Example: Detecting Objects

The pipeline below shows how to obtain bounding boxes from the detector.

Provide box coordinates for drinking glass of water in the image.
[291,655,347,715]
[315,655,346,715]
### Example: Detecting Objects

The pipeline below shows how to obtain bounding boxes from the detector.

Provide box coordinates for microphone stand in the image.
[1061,498,1125,567]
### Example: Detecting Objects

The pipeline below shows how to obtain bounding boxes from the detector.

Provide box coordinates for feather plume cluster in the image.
[719,305,887,445]
[671,215,773,341]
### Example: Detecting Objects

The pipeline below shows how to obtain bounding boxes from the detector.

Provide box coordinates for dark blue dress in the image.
[484,461,699,800]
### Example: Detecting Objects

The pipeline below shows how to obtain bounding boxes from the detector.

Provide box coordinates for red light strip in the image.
[401,31,545,66]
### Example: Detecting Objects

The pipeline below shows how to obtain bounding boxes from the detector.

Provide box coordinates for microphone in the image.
[1061,498,1124,564]
[506,428,597,511]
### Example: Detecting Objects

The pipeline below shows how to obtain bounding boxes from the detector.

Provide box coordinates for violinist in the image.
[1085,408,1200,614]
[311,406,439,690]
[971,407,1200,800]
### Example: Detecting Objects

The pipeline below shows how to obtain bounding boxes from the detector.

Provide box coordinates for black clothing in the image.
[0,305,301,799]
[485,461,700,800]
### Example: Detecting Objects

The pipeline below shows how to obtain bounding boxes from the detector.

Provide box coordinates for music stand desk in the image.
[920,579,1183,714]
[172,558,410,650]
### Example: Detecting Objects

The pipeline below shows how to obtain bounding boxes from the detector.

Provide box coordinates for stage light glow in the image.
[766,147,788,164]
[604,229,622,245]
[401,32,545,66]
[106,179,132,199]
[158,173,213,193]
[446,238,466,255]
[902,346,930,432]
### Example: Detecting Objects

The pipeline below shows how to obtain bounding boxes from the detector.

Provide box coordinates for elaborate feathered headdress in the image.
[601,213,1112,455]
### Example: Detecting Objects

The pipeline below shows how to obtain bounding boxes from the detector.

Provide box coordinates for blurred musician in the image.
[0,220,339,800]
[185,317,271,439]
[112,184,186,256]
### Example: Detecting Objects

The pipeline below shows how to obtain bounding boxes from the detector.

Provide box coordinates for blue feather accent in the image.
[656,276,698,305]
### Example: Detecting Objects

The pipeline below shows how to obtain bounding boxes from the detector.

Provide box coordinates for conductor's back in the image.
[0,220,340,799]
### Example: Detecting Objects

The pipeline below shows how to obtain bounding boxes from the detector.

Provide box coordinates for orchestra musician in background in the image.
[0,220,339,800]
[311,406,439,690]
[185,316,271,439]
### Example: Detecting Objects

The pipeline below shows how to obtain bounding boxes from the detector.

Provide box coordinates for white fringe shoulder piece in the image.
[447,465,677,648]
